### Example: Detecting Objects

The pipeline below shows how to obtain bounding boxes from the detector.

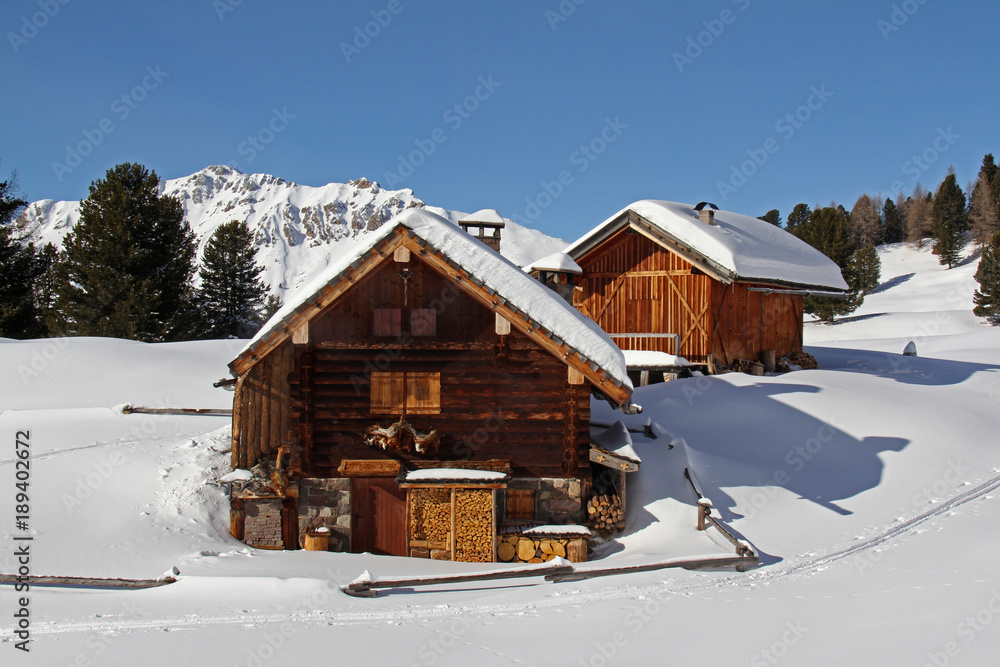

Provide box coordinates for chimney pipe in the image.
[694,201,719,225]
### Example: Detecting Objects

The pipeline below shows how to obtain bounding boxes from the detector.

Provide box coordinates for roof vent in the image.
[694,201,719,225]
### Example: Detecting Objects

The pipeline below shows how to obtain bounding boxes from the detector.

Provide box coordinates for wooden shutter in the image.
[506,489,534,521]
[405,372,440,414]
[371,372,405,414]
[410,308,436,336]
[374,309,402,337]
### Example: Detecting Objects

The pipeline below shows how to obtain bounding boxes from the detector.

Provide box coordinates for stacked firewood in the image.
[779,351,819,371]
[409,489,451,542]
[497,536,588,563]
[587,493,625,532]
[455,490,493,562]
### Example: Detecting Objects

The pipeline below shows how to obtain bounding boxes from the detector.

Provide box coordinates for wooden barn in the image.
[226,208,639,562]
[550,200,848,373]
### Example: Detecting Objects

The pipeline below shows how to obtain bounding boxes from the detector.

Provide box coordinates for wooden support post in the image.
[761,349,776,374]
[450,488,457,561]
[697,498,712,531]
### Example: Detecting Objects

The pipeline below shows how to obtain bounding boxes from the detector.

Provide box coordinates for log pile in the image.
[587,493,625,532]
[778,351,819,371]
[409,489,451,544]
[455,489,493,562]
[497,535,588,563]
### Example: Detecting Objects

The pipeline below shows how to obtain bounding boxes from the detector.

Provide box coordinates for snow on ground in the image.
[2,240,999,665]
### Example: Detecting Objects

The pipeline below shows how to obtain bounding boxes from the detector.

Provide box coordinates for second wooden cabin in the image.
[536,200,848,376]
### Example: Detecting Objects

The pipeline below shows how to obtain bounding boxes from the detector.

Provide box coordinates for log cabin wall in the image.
[231,339,295,470]
[573,228,713,363]
[290,255,592,480]
[710,283,804,366]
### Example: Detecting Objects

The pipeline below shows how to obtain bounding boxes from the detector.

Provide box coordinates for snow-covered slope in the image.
[13,165,566,298]
[1,240,998,665]
[805,239,987,348]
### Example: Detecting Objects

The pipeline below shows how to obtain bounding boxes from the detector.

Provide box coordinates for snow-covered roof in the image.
[459,208,505,224]
[403,468,508,483]
[621,350,691,369]
[591,420,641,465]
[564,200,848,292]
[525,252,583,274]
[239,208,632,395]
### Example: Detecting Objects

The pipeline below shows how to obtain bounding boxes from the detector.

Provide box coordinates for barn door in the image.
[352,477,407,556]
[373,487,407,556]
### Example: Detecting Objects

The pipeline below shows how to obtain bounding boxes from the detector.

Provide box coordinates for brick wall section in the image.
[297,478,352,551]
[507,477,584,524]
[243,499,284,548]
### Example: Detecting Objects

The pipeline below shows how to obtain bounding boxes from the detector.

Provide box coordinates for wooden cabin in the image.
[226,209,638,562]
[556,200,848,372]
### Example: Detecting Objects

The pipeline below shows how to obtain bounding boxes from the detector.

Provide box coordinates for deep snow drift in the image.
[1,240,999,666]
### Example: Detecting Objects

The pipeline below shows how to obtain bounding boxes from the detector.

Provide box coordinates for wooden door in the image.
[373,487,407,556]
[352,477,407,556]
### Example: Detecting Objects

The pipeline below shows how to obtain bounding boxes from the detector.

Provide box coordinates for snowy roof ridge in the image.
[238,208,632,393]
[564,200,848,291]
[524,252,583,274]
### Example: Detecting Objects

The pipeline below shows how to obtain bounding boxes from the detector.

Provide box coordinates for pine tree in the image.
[932,171,967,268]
[882,198,904,244]
[0,173,47,338]
[195,219,269,338]
[973,230,1000,323]
[758,209,782,226]
[981,154,1000,210]
[786,203,811,231]
[52,163,196,341]
[793,206,864,322]
[850,245,882,295]
[970,173,1000,247]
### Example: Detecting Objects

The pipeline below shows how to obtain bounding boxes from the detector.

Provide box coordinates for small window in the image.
[370,372,440,415]
[506,489,534,521]
[374,309,401,337]
[410,309,436,336]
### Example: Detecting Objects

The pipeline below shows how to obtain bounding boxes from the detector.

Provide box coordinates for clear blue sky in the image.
[3,0,998,241]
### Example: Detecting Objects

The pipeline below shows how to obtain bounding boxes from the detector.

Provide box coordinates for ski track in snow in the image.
[16,469,1000,640]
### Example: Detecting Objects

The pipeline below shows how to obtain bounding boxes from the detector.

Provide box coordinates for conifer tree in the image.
[793,206,865,322]
[758,209,782,226]
[906,184,934,242]
[970,173,1000,247]
[850,245,882,295]
[52,163,196,341]
[786,203,811,231]
[932,171,967,268]
[851,194,883,247]
[195,219,269,338]
[0,175,45,338]
[882,198,904,244]
[973,230,1000,323]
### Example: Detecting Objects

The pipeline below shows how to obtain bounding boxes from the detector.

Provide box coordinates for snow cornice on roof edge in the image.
[232,209,633,403]
[564,200,849,293]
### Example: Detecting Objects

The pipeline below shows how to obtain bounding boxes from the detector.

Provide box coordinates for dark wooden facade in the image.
[229,224,627,557]
[573,226,804,367]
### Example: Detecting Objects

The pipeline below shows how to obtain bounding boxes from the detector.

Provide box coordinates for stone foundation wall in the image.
[243,499,283,548]
[507,477,585,524]
[297,478,351,551]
